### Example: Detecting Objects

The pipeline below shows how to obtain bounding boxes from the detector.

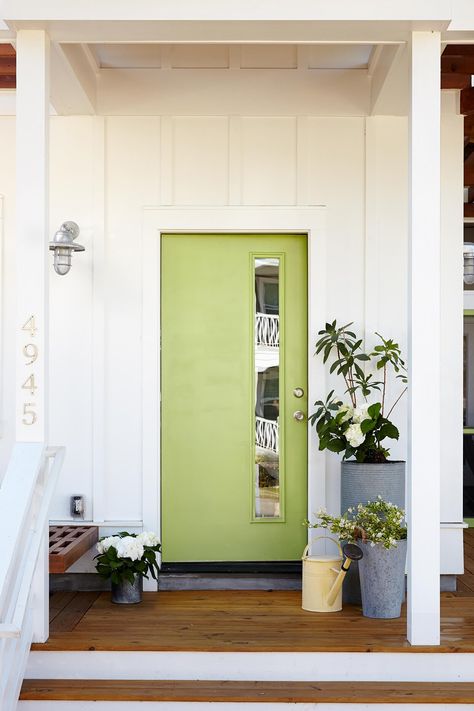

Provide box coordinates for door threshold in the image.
[161,561,301,574]
[158,572,302,591]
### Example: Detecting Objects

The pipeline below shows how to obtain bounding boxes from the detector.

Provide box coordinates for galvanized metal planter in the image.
[340,461,405,605]
[359,539,407,618]
[341,461,406,513]
[111,574,143,604]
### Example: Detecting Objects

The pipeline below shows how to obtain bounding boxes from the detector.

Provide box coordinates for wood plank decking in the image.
[19,679,474,704]
[457,528,474,594]
[33,589,474,653]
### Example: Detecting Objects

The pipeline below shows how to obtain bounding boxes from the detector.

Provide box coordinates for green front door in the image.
[161,233,308,562]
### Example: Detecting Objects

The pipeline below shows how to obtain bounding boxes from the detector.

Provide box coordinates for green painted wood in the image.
[161,234,307,562]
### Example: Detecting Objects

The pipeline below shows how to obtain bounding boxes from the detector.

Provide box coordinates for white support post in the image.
[15,30,50,443]
[407,31,441,646]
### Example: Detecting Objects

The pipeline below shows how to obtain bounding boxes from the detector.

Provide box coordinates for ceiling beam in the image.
[441,72,471,89]
[443,44,474,57]
[442,55,474,74]
[461,87,474,114]
[50,42,96,114]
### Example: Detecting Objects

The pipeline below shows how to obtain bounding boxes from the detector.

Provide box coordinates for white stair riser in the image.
[26,651,474,683]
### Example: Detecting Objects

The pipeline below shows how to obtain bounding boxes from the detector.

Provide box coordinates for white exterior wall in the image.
[0,72,463,569]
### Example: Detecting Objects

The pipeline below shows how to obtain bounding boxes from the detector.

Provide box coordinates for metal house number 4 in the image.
[20,315,38,426]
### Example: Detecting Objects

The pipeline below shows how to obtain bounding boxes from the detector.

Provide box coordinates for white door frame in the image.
[141,206,327,550]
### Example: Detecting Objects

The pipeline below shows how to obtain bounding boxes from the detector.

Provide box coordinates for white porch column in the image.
[407,31,441,646]
[15,30,50,443]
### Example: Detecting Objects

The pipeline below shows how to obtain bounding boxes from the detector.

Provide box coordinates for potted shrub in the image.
[306,498,407,618]
[94,531,161,604]
[311,320,408,513]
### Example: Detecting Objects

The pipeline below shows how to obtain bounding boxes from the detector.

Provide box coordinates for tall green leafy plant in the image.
[310,321,407,463]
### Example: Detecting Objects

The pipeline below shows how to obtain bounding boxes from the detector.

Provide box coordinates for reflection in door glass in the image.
[464,314,474,518]
[254,258,281,519]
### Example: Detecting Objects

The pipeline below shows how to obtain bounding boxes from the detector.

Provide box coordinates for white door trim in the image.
[142,206,327,553]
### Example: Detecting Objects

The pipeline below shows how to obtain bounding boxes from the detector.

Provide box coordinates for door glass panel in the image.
[254,257,281,519]
[464,314,474,518]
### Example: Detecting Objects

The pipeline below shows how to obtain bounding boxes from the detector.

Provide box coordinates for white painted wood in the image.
[142,206,326,553]
[105,117,160,522]
[92,117,106,523]
[440,91,464,526]
[172,117,229,205]
[98,69,370,117]
[0,1,453,24]
[171,44,229,68]
[25,647,474,682]
[0,194,4,439]
[0,444,65,710]
[15,30,50,443]
[48,117,96,521]
[50,42,96,115]
[241,118,297,205]
[364,116,408,463]
[228,116,243,205]
[241,44,297,68]
[407,31,441,646]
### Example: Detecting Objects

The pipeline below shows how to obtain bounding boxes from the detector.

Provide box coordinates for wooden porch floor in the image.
[34,589,474,653]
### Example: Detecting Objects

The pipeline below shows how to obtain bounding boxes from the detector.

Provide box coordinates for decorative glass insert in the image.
[464,313,474,519]
[254,257,281,519]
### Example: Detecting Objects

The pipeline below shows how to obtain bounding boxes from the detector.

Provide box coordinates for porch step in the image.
[49,526,98,574]
[19,679,474,704]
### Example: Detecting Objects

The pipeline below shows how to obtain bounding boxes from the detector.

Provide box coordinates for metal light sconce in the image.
[464,243,474,286]
[49,221,84,276]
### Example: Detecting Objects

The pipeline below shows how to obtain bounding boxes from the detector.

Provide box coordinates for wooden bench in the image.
[49,526,98,574]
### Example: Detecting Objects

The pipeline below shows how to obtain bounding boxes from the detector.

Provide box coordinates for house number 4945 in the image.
[20,315,38,426]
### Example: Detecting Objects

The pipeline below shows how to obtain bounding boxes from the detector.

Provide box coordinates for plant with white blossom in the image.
[94,530,161,584]
[310,321,407,463]
[305,497,407,550]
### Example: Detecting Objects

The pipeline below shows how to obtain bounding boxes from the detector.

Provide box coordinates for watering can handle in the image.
[302,535,342,561]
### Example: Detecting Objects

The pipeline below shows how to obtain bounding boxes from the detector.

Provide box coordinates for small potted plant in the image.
[311,321,408,513]
[94,531,161,604]
[306,498,407,618]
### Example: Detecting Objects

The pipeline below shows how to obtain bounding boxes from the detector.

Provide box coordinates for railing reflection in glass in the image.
[254,257,281,519]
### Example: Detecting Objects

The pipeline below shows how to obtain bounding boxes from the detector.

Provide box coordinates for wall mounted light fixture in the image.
[49,221,84,276]
[464,243,474,286]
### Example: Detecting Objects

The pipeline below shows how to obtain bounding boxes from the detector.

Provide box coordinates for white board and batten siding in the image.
[0,57,464,572]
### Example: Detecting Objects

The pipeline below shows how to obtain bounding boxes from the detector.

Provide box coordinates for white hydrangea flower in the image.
[137,531,160,547]
[96,536,120,555]
[116,536,145,561]
[345,423,365,448]
[337,404,353,423]
[352,404,370,423]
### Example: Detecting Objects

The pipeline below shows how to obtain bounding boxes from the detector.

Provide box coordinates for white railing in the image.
[256,313,279,347]
[256,416,279,454]
[0,443,65,711]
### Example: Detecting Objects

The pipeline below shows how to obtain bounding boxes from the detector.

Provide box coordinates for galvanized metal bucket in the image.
[111,574,143,604]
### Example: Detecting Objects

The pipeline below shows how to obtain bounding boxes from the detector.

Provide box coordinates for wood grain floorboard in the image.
[19,680,474,703]
[32,590,474,653]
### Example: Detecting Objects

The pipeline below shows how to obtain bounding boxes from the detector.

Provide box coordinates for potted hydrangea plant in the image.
[311,321,408,514]
[306,498,407,618]
[94,531,161,604]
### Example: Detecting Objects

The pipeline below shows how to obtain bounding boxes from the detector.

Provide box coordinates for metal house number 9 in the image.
[21,315,38,426]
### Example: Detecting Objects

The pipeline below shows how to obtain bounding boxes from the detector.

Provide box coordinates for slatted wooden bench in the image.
[19,680,474,704]
[49,526,98,574]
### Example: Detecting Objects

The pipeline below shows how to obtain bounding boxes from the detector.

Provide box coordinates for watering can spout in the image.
[326,543,363,607]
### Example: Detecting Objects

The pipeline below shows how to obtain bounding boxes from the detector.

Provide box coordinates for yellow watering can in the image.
[302,537,363,612]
